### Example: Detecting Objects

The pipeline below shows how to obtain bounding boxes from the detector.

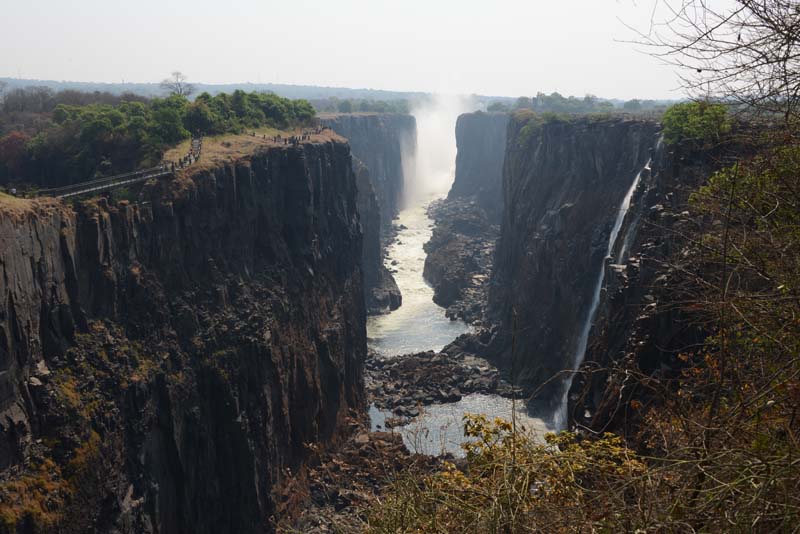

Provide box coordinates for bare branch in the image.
[160,71,194,97]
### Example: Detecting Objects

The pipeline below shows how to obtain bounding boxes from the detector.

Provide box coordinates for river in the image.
[366,196,551,455]
[366,195,469,357]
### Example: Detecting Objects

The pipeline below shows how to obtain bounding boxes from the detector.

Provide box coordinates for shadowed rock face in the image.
[0,140,365,533]
[320,114,416,227]
[449,111,509,221]
[488,113,659,401]
[570,140,742,434]
[353,158,401,313]
[320,114,416,315]
[422,112,508,325]
[423,198,498,324]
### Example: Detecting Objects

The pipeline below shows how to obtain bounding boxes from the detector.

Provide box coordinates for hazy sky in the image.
[2,0,687,99]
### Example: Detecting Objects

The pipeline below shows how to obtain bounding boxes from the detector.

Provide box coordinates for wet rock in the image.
[365,340,518,415]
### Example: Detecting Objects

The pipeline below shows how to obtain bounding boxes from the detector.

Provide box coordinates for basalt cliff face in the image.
[448,111,508,221]
[320,114,416,314]
[423,112,508,324]
[352,158,401,313]
[0,140,365,533]
[320,114,416,227]
[488,113,660,402]
[568,141,731,433]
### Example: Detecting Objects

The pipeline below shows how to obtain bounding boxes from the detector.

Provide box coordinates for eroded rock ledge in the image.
[365,332,516,424]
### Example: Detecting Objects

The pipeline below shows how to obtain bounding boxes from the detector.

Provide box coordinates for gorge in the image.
[3,0,796,527]
[0,99,746,532]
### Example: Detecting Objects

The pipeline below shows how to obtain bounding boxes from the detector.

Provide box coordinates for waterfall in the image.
[617,136,664,263]
[402,94,475,207]
[552,156,654,431]
[615,161,650,264]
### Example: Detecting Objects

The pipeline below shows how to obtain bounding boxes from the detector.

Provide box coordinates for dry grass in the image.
[0,459,68,532]
[163,127,345,176]
[0,193,67,224]
[0,191,34,212]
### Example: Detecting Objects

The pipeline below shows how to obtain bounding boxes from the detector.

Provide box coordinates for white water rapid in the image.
[367,95,474,356]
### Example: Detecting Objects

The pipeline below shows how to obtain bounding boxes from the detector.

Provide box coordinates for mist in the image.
[401,94,477,208]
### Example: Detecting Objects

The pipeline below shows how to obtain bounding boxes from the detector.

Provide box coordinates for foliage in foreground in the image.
[367,416,649,533]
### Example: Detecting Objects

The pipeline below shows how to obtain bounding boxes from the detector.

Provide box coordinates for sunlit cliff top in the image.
[163,127,345,176]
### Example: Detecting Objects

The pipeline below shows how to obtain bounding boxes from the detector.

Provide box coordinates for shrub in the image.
[662,101,731,147]
[367,416,648,533]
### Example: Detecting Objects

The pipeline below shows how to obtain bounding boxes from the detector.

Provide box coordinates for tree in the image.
[337,99,353,113]
[635,0,800,125]
[0,131,31,179]
[160,71,195,97]
[513,96,533,110]
[623,99,642,111]
[487,101,510,112]
[662,101,731,146]
[184,101,216,134]
[0,80,7,104]
[2,86,54,113]
[149,95,189,144]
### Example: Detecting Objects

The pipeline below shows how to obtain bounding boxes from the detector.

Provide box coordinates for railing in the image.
[38,166,173,199]
[37,136,203,199]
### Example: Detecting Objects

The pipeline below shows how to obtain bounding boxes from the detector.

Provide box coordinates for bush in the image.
[662,101,731,147]
[367,416,648,533]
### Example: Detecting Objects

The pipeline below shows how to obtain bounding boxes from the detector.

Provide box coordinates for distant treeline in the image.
[0,86,315,187]
[0,77,425,102]
[487,92,669,114]
[310,97,410,114]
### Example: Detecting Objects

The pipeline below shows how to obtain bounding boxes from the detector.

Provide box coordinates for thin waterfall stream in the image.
[552,156,654,430]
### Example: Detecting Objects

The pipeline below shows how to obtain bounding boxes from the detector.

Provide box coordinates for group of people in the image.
[263,125,330,146]
[165,137,203,172]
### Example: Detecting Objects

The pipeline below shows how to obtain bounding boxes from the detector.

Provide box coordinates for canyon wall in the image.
[0,139,365,533]
[568,141,729,432]
[320,114,416,314]
[352,158,401,313]
[488,112,659,403]
[320,114,416,227]
[449,111,508,220]
[422,112,508,324]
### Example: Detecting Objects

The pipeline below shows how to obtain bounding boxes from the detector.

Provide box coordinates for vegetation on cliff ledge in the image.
[0,86,315,187]
[662,101,731,147]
